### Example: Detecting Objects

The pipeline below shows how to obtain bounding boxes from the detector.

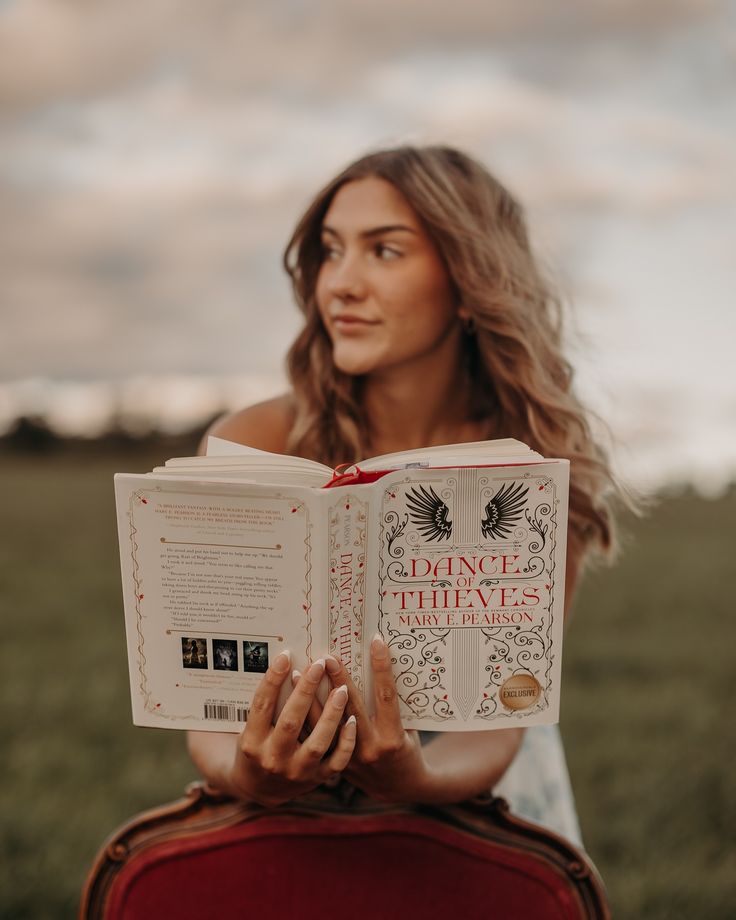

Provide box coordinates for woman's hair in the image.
[283,144,617,562]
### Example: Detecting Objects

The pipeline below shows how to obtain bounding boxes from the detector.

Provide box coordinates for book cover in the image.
[115,442,569,733]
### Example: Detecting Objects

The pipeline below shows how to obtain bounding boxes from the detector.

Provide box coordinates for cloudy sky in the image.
[1,0,734,488]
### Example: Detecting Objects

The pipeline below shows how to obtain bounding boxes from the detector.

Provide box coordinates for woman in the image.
[187,145,615,844]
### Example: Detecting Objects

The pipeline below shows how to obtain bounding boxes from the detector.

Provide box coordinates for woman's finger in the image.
[296,684,349,768]
[324,654,375,755]
[292,669,324,731]
[369,633,404,737]
[243,649,292,745]
[270,658,325,757]
[326,655,372,722]
[322,714,357,777]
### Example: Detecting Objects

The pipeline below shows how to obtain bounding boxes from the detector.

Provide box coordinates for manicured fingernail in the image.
[273,650,291,673]
[291,669,302,685]
[371,632,388,658]
[332,684,348,706]
[306,658,325,681]
[344,714,357,737]
[325,655,340,675]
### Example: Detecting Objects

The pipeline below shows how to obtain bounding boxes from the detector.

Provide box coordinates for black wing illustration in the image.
[406,485,452,542]
[481,482,529,538]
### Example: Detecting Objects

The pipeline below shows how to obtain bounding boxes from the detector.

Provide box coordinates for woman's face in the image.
[315,176,461,377]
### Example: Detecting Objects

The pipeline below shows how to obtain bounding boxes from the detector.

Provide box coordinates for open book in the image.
[114,437,569,732]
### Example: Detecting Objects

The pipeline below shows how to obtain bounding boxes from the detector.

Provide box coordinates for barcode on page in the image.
[203,704,249,722]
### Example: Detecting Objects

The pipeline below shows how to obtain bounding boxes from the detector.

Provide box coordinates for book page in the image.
[205,436,333,478]
[358,438,540,472]
[364,462,569,731]
[115,475,324,731]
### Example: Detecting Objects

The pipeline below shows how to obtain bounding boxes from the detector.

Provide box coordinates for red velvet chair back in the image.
[81,784,610,919]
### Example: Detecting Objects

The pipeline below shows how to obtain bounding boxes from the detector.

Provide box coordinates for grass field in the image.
[1,441,734,918]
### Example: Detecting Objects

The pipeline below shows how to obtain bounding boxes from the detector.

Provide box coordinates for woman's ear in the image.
[457,305,476,336]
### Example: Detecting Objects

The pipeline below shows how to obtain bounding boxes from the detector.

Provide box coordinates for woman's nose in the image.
[325,251,368,300]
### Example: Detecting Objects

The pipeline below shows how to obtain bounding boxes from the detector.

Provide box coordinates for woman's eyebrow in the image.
[321,224,418,239]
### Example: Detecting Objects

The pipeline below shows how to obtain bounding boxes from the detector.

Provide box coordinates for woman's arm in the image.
[408,730,525,803]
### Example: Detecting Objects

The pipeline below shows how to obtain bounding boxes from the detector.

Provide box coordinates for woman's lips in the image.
[331,315,379,332]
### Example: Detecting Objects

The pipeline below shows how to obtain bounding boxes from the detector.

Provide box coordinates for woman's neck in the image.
[362,352,486,457]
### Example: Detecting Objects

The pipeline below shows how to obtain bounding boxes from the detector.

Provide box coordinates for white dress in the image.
[492,724,583,847]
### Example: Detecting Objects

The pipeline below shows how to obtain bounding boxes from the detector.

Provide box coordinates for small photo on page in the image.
[213,639,238,672]
[181,637,209,669]
[243,641,269,673]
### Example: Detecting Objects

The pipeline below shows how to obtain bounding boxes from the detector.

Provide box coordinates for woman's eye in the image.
[321,244,341,261]
[375,243,401,260]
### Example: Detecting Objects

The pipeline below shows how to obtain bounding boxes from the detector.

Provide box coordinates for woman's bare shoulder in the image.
[200,394,295,454]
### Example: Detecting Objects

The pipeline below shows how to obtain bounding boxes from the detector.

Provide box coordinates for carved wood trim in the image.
[80,782,610,919]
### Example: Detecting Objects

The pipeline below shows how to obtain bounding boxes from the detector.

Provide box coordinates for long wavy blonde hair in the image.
[283,145,616,561]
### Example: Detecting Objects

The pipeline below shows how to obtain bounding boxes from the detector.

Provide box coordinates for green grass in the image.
[562,488,736,918]
[1,443,734,918]
[1,443,196,920]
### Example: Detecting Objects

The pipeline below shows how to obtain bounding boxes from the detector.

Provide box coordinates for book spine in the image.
[326,491,369,692]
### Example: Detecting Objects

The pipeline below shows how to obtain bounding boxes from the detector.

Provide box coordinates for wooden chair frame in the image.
[81,782,610,919]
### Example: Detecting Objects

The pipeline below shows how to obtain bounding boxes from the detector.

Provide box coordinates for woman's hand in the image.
[324,634,433,803]
[322,635,526,805]
[190,650,357,807]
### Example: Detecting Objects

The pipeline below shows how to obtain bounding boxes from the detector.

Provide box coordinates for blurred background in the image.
[1,1,734,917]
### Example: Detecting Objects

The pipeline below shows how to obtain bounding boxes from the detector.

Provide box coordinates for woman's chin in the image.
[331,346,379,377]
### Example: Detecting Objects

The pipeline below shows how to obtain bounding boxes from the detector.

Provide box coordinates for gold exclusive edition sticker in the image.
[499,673,542,711]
